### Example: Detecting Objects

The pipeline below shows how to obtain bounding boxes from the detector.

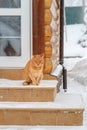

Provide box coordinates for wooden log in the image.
[44,58,53,74]
[44,25,52,42]
[51,28,60,44]
[45,43,52,58]
[56,47,60,57]
[57,9,60,19]
[52,53,60,60]
[44,9,52,25]
[51,34,58,43]
[50,2,58,20]
[57,35,60,45]
[54,37,60,46]
[44,0,52,9]
[53,0,59,9]
[52,57,58,64]
[43,74,57,80]
[52,46,57,56]
[52,58,58,71]
[57,18,60,25]
[52,42,59,48]
[44,56,59,74]
[56,28,60,36]
[50,19,58,32]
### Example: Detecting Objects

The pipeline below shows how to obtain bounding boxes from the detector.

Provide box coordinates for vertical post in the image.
[32,0,44,55]
[63,66,67,92]
[60,0,67,92]
[60,0,64,65]
[64,5,68,42]
[32,0,38,55]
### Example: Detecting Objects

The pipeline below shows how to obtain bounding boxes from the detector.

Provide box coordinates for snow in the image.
[51,65,62,76]
[64,24,87,58]
[63,24,87,88]
[63,24,87,72]
[64,58,81,71]
[0,126,87,130]
[0,93,84,109]
[0,79,57,88]
[68,58,87,87]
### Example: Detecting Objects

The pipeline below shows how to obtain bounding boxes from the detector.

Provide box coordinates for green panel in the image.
[65,7,84,25]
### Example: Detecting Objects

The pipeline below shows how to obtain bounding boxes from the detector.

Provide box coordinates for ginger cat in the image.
[23,54,44,85]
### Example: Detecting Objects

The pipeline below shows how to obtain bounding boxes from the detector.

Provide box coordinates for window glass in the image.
[0,16,21,36]
[0,0,21,8]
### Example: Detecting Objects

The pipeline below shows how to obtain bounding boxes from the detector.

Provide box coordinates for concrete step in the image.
[0,80,57,102]
[0,94,84,126]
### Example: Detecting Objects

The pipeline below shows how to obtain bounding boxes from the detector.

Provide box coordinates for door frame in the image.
[33,0,45,55]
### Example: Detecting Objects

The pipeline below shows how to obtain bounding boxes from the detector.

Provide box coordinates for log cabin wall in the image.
[44,0,60,74]
[33,0,60,74]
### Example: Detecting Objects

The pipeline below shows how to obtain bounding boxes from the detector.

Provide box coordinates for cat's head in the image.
[32,53,44,68]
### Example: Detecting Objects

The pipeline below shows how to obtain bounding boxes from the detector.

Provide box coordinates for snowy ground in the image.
[64,24,87,58]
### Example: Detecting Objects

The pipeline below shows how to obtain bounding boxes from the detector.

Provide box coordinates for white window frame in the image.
[0,0,32,68]
[65,0,83,7]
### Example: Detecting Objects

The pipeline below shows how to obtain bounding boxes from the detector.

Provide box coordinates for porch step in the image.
[0,94,84,126]
[0,80,57,102]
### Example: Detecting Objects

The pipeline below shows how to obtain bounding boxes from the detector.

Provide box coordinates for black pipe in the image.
[56,0,67,92]
[63,66,67,92]
[60,0,64,65]
[60,0,67,92]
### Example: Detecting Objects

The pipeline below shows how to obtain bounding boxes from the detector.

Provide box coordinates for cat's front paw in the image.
[36,83,39,86]
[32,82,39,86]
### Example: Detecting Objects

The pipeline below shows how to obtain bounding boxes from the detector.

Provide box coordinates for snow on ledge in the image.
[0,94,84,109]
[51,65,62,77]
[0,79,57,88]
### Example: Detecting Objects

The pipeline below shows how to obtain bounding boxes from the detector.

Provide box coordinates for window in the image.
[64,0,84,25]
[0,0,31,68]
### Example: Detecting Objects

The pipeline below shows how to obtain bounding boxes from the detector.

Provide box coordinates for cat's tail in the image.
[23,81,31,86]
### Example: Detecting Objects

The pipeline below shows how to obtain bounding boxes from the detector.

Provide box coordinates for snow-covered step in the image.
[0,80,57,102]
[0,126,87,130]
[0,94,84,126]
